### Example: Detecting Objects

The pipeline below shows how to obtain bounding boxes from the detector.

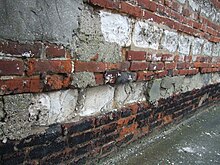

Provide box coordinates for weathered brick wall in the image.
[0,0,220,164]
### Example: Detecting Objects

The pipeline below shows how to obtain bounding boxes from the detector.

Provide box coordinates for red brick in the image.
[182,8,190,17]
[161,54,174,61]
[45,44,65,58]
[178,69,189,75]
[0,76,42,95]
[0,41,42,57]
[192,21,202,29]
[177,62,189,69]
[137,0,157,12]
[174,55,185,62]
[193,62,210,68]
[209,36,220,43]
[130,61,149,71]
[106,62,130,71]
[126,51,146,61]
[148,62,164,71]
[148,54,162,62]
[27,59,72,76]
[188,69,199,75]
[95,73,104,85]
[154,70,168,78]
[75,61,107,72]
[143,10,160,22]
[165,62,176,70]
[43,75,71,90]
[195,56,212,63]
[0,60,24,76]
[118,61,131,71]
[171,1,182,12]
[201,68,213,73]
[184,56,192,62]
[137,71,154,81]
[164,0,172,7]
[120,2,143,18]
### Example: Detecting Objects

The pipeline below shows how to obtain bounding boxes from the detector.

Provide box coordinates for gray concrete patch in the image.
[0,0,83,44]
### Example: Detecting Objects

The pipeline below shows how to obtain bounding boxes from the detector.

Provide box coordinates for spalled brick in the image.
[0,41,42,57]
[0,60,24,76]
[126,51,146,61]
[148,62,164,71]
[27,59,72,76]
[137,71,154,81]
[0,76,41,95]
[45,44,65,58]
[161,54,175,61]
[95,73,104,85]
[43,74,71,91]
[130,61,149,71]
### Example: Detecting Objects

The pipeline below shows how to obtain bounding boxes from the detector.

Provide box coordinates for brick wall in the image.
[0,0,220,164]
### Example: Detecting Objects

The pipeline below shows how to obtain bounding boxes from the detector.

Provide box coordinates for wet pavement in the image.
[101,104,220,165]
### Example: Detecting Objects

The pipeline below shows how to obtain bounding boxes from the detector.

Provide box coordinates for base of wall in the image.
[1,83,220,165]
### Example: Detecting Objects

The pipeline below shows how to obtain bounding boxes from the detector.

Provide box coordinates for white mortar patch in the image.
[100,11,132,46]
[202,41,213,56]
[79,85,114,116]
[133,21,163,49]
[192,38,204,55]
[161,30,179,53]
[178,35,192,55]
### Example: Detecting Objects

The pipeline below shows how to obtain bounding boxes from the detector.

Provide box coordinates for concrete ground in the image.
[100,104,220,165]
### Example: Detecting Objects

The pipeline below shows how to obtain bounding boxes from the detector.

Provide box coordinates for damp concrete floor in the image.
[101,104,220,165]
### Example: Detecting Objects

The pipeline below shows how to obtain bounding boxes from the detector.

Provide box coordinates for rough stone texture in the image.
[71,72,96,88]
[178,35,192,55]
[202,41,213,56]
[211,73,220,84]
[161,30,179,53]
[29,90,78,125]
[77,85,115,116]
[189,74,204,90]
[2,94,34,140]
[100,11,132,47]
[0,0,83,44]
[188,0,200,11]
[0,97,4,121]
[171,76,185,93]
[147,79,161,103]
[133,21,163,49]
[192,38,204,55]
[72,10,122,63]
[114,82,146,107]
[161,76,174,89]
[212,43,220,56]
[176,0,186,4]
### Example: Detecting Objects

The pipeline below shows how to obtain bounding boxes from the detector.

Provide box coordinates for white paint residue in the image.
[179,147,196,153]
[204,132,212,137]
[22,51,32,57]
[100,11,132,46]
[132,21,162,49]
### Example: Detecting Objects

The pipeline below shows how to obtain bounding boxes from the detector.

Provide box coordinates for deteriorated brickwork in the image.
[0,0,220,164]
[1,83,220,164]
